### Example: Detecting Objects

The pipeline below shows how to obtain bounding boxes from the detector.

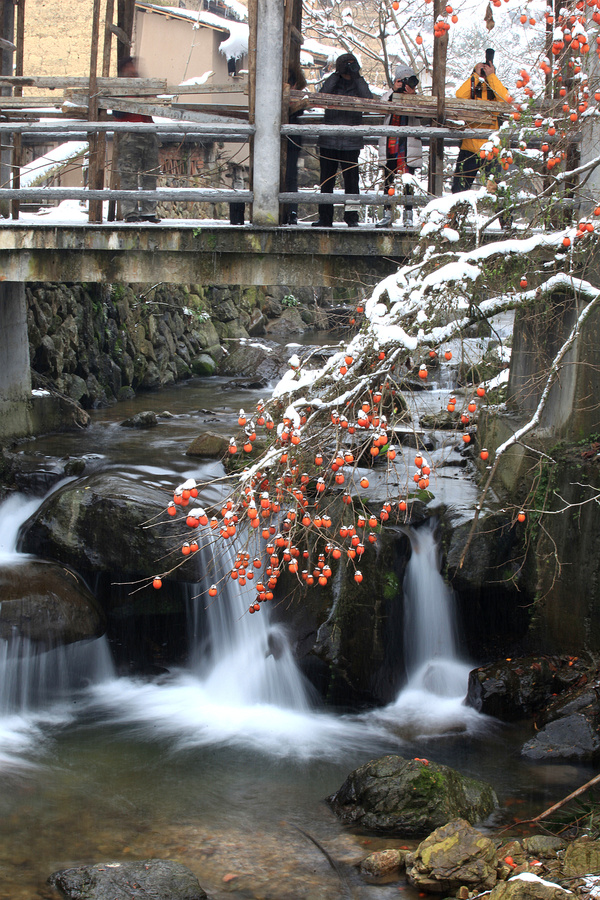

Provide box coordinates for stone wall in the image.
[25,281,337,408]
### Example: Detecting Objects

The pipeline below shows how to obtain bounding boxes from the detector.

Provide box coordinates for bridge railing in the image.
[0,114,576,224]
[0,118,522,221]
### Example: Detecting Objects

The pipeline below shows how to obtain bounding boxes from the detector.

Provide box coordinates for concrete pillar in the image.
[0,1,15,219]
[252,0,283,226]
[0,281,32,440]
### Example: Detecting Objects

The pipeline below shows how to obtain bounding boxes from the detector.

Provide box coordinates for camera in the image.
[484,48,495,67]
[345,59,360,76]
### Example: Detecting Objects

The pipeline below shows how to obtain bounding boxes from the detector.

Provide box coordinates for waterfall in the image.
[372,518,482,737]
[401,519,468,698]
[187,534,315,711]
[0,493,115,718]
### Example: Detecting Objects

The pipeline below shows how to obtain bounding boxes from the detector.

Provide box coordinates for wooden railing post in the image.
[428,0,448,197]
[88,0,103,223]
[252,0,283,225]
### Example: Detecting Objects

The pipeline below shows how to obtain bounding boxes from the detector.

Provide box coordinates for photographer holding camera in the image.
[312,53,373,228]
[451,49,510,194]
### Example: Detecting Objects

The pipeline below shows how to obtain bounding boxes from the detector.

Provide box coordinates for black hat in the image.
[335,52,360,74]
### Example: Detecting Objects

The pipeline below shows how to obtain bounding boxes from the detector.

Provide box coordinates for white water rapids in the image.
[0,495,487,767]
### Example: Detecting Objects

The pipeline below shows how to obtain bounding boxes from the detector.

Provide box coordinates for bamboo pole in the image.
[95,0,113,220]
[88,0,103,223]
[110,0,135,220]
[11,0,24,220]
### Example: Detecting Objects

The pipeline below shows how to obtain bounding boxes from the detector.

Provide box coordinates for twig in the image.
[528,773,600,824]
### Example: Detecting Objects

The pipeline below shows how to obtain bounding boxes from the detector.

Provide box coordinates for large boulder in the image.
[521,712,600,762]
[406,818,497,893]
[48,859,208,900]
[186,431,230,458]
[465,656,588,721]
[218,339,288,384]
[326,755,497,837]
[0,560,104,644]
[18,473,180,582]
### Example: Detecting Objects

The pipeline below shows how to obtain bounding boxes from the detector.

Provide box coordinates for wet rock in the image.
[465,657,566,721]
[523,836,567,857]
[266,307,308,334]
[521,712,600,761]
[18,474,182,582]
[406,818,497,893]
[48,859,208,900]
[218,339,289,384]
[186,431,229,458]
[248,308,267,336]
[0,560,104,644]
[420,411,459,430]
[498,840,526,866]
[326,756,498,837]
[488,873,573,900]
[446,512,523,600]
[562,838,600,876]
[359,848,408,878]
[120,410,158,428]
[190,353,217,376]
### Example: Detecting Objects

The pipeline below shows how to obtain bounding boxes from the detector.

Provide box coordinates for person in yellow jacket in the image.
[451,54,510,193]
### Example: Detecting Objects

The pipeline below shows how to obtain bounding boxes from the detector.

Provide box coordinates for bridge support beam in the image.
[252,0,283,226]
[0,281,32,440]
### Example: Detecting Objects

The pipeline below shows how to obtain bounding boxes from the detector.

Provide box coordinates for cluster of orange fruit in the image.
[445,385,487,451]
[153,337,504,610]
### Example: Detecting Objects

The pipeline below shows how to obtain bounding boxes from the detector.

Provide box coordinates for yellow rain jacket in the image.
[455,71,510,154]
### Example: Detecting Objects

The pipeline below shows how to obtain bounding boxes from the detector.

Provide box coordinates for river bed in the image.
[1,372,587,900]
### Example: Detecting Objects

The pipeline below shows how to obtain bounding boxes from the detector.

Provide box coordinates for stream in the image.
[0,372,593,900]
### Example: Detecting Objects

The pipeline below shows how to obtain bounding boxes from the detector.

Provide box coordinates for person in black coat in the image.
[282,63,307,225]
[312,53,372,228]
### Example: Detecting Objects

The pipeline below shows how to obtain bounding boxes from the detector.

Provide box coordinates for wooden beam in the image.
[289,90,508,123]
[0,0,13,218]
[429,0,449,195]
[0,75,167,89]
[117,0,134,71]
[102,0,115,78]
[111,0,135,221]
[108,23,130,45]
[88,0,103,223]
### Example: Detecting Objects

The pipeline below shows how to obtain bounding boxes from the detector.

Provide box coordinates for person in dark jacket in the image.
[282,63,307,225]
[114,57,161,223]
[312,53,372,228]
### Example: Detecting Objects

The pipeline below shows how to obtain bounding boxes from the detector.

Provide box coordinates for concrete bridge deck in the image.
[0,222,414,287]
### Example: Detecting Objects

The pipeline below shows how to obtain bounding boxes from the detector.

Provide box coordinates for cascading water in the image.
[0,493,114,718]
[379,519,482,737]
[402,518,463,695]
[189,535,315,711]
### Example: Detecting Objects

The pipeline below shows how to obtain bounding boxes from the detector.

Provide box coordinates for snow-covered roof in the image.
[20,142,88,188]
[137,3,248,58]
[300,38,336,66]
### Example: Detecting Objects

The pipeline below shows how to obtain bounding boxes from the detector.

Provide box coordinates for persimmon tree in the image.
[146,0,600,610]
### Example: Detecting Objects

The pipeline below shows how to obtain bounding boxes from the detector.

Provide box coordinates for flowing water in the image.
[0,377,593,900]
